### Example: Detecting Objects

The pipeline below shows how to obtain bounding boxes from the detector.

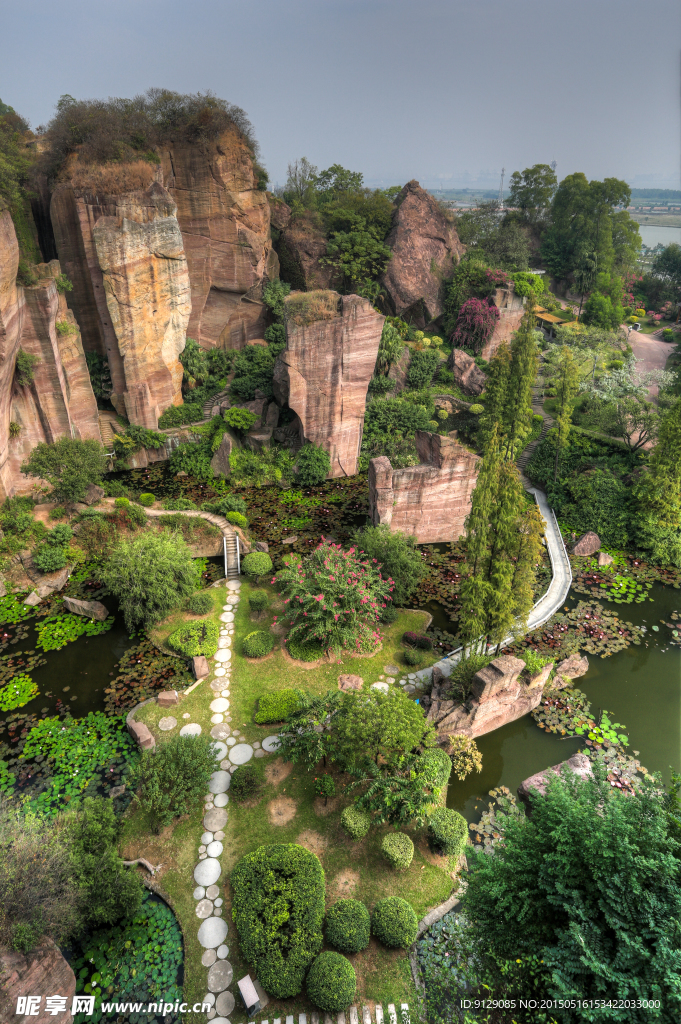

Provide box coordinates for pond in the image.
[447,582,681,822]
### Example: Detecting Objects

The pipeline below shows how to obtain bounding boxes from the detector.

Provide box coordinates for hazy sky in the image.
[3,0,680,189]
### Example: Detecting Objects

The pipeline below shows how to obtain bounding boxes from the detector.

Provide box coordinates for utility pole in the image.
[497,167,505,209]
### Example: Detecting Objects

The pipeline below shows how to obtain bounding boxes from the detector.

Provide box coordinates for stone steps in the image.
[259,1004,409,1024]
[98,413,119,450]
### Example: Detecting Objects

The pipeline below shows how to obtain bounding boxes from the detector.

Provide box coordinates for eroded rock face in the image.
[480,284,526,360]
[0,938,76,1024]
[274,294,383,477]
[571,531,601,556]
[518,751,593,809]
[380,180,465,325]
[450,349,486,396]
[278,213,336,291]
[369,431,480,544]
[0,210,100,498]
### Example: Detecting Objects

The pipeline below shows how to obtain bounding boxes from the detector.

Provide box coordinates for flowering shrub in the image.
[276,541,393,654]
[452,298,499,353]
[485,268,510,287]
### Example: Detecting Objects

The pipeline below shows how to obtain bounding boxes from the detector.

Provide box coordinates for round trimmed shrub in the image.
[306,951,356,1012]
[230,761,265,803]
[371,897,418,948]
[188,591,213,615]
[255,688,305,724]
[114,496,130,508]
[168,620,219,657]
[242,551,273,580]
[417,748,452,789]
[427,419,439,431]
[428,807,467,857]
[287,636,324,662]
[138,493,155,507]
[32,545,68,573]
[340,805,371,841]
[242,630,274,658]
[249,590,268,613]
[381,832,414,870]
[324,899,370,954]
[226,510,248,528]
[403,649,422,667]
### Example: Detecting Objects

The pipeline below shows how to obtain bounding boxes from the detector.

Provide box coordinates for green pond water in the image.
[447,582,681,822]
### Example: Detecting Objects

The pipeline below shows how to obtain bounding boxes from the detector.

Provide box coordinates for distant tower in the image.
[497,167,505,208]
[551,160,557,175]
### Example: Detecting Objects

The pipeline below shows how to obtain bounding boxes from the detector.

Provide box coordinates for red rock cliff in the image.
[273,293,383,478]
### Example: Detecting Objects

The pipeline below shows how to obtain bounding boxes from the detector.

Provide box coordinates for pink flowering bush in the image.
[485,268,509,287]
[275,540,394,655]
[452,297,500,354]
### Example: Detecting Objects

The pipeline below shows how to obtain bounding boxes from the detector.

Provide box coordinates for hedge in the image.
[324,899,370,954]
[417,748,452,790]
[138,493,155,507]
[306,951,356,1012]
[287,636,325,662]
[381,832,414,870]
[255,688,305,724]
[226,510,248,528]
[340,806,371,841]
[371,896,418,948]
[231,843,325,997]
[242,551,273,579]
[242,630,274,658]
[168,620,219,657]
[428,807,468,858]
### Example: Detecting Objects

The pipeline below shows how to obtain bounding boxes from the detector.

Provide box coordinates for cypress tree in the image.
[485,462,526,648]
[458,428,500,646]
[636,397,681,527]
[478,343,511,452]
[511,504,545,632]
[502,298,539,460]
[549,346,580,482]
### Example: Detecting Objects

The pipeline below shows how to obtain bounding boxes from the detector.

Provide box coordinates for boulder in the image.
[23,591,41,607]
[380,180,465,325]
[0,938,76,1024]
[570,532,601,556]
[471,656,526,702]
[518,752,593,809]
[526,661,554,690]
[597,551,614,567]
[210,432,235,478]
[0,578,5,598]
[338,674,363,691]
[192,656,210,680]
[450,349,486,396]
[265,402,279,429]
[129,720,155,750]
[83,483,105,505]
[157,690,179,707]
[555,653,589,680]
[255,541,269,553]
[268,196,292,232]
[281,535,298,544]
[63,596,109,621]
[244,428,273,451]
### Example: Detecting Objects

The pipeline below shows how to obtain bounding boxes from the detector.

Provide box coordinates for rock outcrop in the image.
[277,213,337,292]
[63,596,109,620]
[380,180,465,326]
[0,938,76,1024]
[517,751,593,809]
[570,531,601,556]
[274,293,383,477]
[480,283,526,360]
[368,431,480,544]
[450,349,486,396]
[0,209,101,498]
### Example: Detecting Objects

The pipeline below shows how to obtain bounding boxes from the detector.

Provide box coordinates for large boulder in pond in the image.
[570,532,601,556]
[63,596,109,621]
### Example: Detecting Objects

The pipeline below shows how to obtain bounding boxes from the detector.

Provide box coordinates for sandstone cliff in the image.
[0,938,76,1024]
[277,212,337,292]
[481,282,526,360]
[273,293,383,477]
[0,208,100,498]
[380,180,465,326]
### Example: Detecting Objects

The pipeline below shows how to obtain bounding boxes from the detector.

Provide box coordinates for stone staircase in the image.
[98,411,121,452]
[259,1003,409,1024]
[203,388,231,419]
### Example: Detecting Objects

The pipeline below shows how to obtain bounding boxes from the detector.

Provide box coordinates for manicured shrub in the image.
[32,545,67,573]
[381,605,399,624]
[428,807,468,858]
[306,950,356,1012]
[295,442,331,487]
[403,631,433,650]
[417,748,452,789]
[188,591,213,615]
[129,735,220,833]
[231,843,325,998]
[230,760,265,803]
[255,688,305,723]
[168,620,219,657]
[381,832,414,870]
[114,497,130,508]
[324,899,370,954]
[340,805,371,841]
[47,524,72,547]
[242,630,274,658]
[287,636,325,661]
[403,649,422,667]
[201,494,248,517]
[138,493,155,507]
[162,497,197,511]
[242,551,273,580]
[371,896,418,948]
[226,510,248,528]
[249,589,268,613]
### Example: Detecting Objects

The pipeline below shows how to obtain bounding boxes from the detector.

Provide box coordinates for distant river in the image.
[638,224,681,248]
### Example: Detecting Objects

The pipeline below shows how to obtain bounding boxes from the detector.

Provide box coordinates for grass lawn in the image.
[121,579,458,1022]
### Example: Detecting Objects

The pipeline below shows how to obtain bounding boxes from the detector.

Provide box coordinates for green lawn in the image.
[122,580,457,1021]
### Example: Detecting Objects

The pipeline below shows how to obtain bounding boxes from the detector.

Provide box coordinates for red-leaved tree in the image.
[452,297,500,353]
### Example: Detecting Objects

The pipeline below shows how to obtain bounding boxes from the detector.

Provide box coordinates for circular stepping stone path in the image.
[226,737,236,746]
[203,808,228,832]
[195,899,214,919]
[211,714,224,725]
[207,960,233,993]
[201,832,213,845]
[208,770,231,794]
[210,680,224,691]
[254,749,266,757]
[211,742,228,761]
[211,724,231,740]
[206,841,223,857]
[226,580,241,590]
[216,992,235,1016]
[158,716,177,731]
[202,994,215,1008]
[201,950,216,968]
[213,666,226,677]
[214,793,228,807]
[194,886,206,900]
[262,735,280,752]
[219,612,235,623]
[206,884,220,899]
[198,917,228,949]
[214,649,231,663]
[210,698,229,713]
[385,664,400,674]
[228,742,253,765]
[217,638,231,649]
[194,858,221,886]
[180,723,202,737]
[216,944,229,959]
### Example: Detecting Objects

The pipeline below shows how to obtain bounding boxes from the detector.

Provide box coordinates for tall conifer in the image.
[479,344,511,452]
[502,298,539,460]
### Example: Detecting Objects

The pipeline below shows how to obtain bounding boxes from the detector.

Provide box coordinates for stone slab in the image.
[214,649,232,662]
[211,724,231,740]
[206,884,220,899]
[206,841,224,857]
[158,716,177,731]
[210,698,230,713]
[208,770,231,794]
[203,808,228,832]
[194,858,221,886]
[63,596,109,620]
[262,735,280,752]
[220,612,235,623]
[211,741,228,761]
[214,793,229,807]
[216,991,235,1016]
[229,742,254,765]
[207,959,233,993]
[193,886,206,900]
[198,917,228,949]
[196,899,214,919]
[180,723,202,737]
[201,949,217,967]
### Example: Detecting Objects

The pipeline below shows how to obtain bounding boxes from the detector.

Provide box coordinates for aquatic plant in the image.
[0,674,38,711]
[36,613,114,652]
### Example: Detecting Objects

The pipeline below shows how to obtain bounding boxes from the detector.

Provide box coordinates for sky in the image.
[2,0,680,191]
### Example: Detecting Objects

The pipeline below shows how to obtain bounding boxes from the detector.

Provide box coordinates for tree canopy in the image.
[21,437,106,503]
